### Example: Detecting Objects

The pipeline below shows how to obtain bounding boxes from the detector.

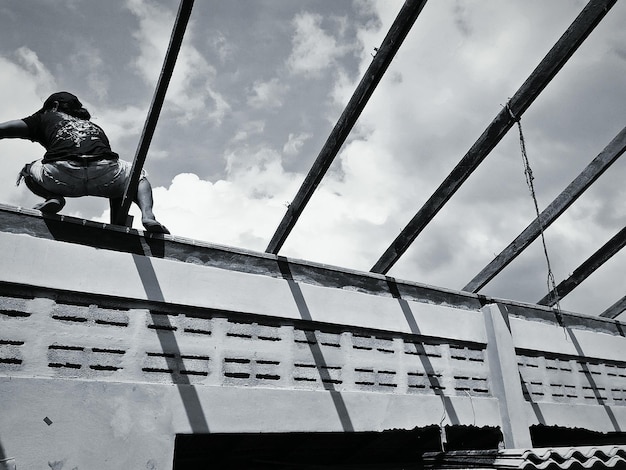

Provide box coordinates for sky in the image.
[0,0,624,318]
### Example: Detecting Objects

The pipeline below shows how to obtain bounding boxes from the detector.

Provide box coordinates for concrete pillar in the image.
[482,303,532,448]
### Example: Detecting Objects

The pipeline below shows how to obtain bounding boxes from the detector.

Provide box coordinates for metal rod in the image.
[114,0,195,226]
[370,0,617,274]
[265,0,429,254]
[537,226,626,306]
[464,126,626,293]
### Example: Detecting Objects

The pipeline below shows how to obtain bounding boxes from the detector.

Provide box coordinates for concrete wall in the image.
[0,207,624,468]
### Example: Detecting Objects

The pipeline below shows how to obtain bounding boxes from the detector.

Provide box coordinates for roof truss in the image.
[119,0,622,315]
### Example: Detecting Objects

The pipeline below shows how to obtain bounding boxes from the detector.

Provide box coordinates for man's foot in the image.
[142,218,170,234]
[33,197,66,214]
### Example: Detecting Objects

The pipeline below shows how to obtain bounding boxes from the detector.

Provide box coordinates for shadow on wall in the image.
[131,253,210,433]
[387,279,461,426]
[277,257,355,432]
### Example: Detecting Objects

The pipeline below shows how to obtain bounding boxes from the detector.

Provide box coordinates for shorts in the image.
[24,158,146,199]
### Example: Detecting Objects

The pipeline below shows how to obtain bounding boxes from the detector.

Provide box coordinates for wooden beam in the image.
[370,0,617,275]
[265,0,429,254]
[463,126,626,293]
[600,295,626,319]
[114,0,194,226]
[537,226,626,306]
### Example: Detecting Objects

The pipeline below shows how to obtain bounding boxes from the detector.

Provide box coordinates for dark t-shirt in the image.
[22,111,119,163]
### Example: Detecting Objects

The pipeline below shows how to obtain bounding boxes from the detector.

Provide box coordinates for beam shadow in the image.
[277,258,355,432]
[566,328,621,432]
[387,279,460,425]
[519,376,547,427]
[132,253,210,433]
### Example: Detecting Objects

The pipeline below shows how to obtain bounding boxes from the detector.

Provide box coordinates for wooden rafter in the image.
[537,226,626,306]
[370,0,618,275]
[600,295,626,319]
[114,0,194,226]
[463,126,626,293]
[266,0,429,254]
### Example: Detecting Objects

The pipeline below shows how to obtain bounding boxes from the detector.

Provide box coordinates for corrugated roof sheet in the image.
[422,445,626,469]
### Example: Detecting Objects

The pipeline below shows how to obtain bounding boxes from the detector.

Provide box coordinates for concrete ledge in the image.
[0,231,486,342]
[0,204,623,336]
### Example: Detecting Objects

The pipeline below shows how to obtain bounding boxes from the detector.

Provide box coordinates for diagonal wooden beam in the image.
[537,226,626,306]
[114,0,194,226]
[265,0,429,254]
[463,126,626,293]
[600,295,626,319]
[370,0,617,275]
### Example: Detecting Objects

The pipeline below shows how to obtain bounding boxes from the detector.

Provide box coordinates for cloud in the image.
[273,0,626,316]
[68,45,109,101]
[3,1,623,317]
[282,132,312,156]
[12,47,56,94]
[209,31,236,63]
[232,120,266,143]
[287,12,354,77]
[125,0,231,123]
[247,77,287,109]
[0,48,57,209]
[137,145,301,249]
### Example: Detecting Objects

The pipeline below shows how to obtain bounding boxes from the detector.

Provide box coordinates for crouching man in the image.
[0,91,168,233]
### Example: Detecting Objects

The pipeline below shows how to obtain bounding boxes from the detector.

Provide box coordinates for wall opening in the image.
[531,425,626,448]
[173,426,501,469]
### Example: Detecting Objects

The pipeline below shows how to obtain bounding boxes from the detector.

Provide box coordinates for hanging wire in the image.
[506,103,563,319]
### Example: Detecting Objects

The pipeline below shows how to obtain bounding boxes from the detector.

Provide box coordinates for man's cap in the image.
[40,91,83,112]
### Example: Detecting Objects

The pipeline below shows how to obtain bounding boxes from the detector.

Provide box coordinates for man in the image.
[0,91,169,233]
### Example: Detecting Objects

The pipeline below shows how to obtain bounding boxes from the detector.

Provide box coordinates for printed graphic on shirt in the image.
[55,112,101,147]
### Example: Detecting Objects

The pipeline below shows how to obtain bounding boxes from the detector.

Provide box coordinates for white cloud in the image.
[273,0,626,315]
[0,49,56,209]
[68,45,109,101]
[282,132,312,156]
[210,31,236,63]
[12,47,56,96]
[141,146,302,249]
[287,12,354,77]
[125,0,231,123]
[3,1,624,317]
[247,78,287,109]
[91,105,146,141]
[232,120,265,143]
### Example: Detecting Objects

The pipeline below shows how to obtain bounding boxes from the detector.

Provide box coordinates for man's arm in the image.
[0,120,29,139]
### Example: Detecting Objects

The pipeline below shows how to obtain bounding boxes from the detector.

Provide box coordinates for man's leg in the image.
[20,163,66,214]
[109,197,122,225]
[135,178,169,234]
